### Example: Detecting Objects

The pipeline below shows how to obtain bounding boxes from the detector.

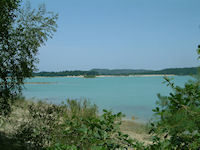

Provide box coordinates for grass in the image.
[121,120,151,144]
[0,98,150,149]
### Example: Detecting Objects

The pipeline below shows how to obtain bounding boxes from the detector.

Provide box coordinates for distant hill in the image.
[91,69,152,75]
[34,67,199,76]
[91,67,198,75]
[139,67,198,75]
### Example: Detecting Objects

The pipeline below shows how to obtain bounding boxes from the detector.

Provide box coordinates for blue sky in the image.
[30,0,200,71]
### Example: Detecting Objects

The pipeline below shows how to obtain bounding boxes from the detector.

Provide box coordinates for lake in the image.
[23,76,192,122]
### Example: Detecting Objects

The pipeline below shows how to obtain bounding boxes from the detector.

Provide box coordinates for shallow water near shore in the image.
[23,76,193,122]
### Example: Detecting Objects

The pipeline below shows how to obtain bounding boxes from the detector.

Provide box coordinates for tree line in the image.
[34,67,198,76]
[34,71,99,77]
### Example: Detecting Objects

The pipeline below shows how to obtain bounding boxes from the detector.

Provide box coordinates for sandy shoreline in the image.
[34,74,175,78]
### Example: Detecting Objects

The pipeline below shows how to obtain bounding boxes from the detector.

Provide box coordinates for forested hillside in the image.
[34,67,198,76]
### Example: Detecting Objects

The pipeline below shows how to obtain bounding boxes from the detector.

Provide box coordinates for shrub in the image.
[50,110,134,150]
[147,77,200,149]
[64,99,98,119]
[14,99,98,149]
[15,101,64,149]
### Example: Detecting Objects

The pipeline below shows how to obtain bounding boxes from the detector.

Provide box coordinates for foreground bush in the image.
[13,99,98,149]
[15,100,64,149]
[145,77,200,150]
[50,110,133,150]
[0,98,136,149]
[129,77,200,150]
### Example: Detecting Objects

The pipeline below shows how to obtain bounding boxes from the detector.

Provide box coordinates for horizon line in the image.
[36,66,199,73]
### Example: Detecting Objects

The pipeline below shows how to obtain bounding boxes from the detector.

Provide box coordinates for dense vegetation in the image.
[91,69,151,75]
[140,67,198,75]
[0,99,136,150]
[145,77,200,149]
[34,67,198,77]
[34,70,99,77]
[0,0,58,115]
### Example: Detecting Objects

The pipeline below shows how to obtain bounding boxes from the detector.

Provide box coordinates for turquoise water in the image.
[23,76,192,122]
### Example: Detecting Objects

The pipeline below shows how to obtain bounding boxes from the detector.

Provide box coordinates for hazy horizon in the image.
[30,0,200,71]
[36,66,198,73]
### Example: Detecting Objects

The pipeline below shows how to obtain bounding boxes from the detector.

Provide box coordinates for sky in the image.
[30,0,200,71]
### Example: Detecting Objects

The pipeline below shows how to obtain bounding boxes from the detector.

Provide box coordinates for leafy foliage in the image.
[12,99,97,149]
[197,45,200,59]
[0,0,58,115]
[147,77,200,149]
[51,110,134,150]
[15,101,64,149]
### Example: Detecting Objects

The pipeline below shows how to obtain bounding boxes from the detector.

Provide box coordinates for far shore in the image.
[34,74,176,78]
[24,82,57,84]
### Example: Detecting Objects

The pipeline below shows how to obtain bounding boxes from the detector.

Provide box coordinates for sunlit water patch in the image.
[23,76,193,122]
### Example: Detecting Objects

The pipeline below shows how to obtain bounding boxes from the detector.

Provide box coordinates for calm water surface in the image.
[23,76,192,122]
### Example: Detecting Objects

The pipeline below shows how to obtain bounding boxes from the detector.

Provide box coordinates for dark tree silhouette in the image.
[0,0,58,115]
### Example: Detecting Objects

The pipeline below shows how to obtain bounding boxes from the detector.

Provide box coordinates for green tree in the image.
[197,45,200,57]
[0,0,58,115]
